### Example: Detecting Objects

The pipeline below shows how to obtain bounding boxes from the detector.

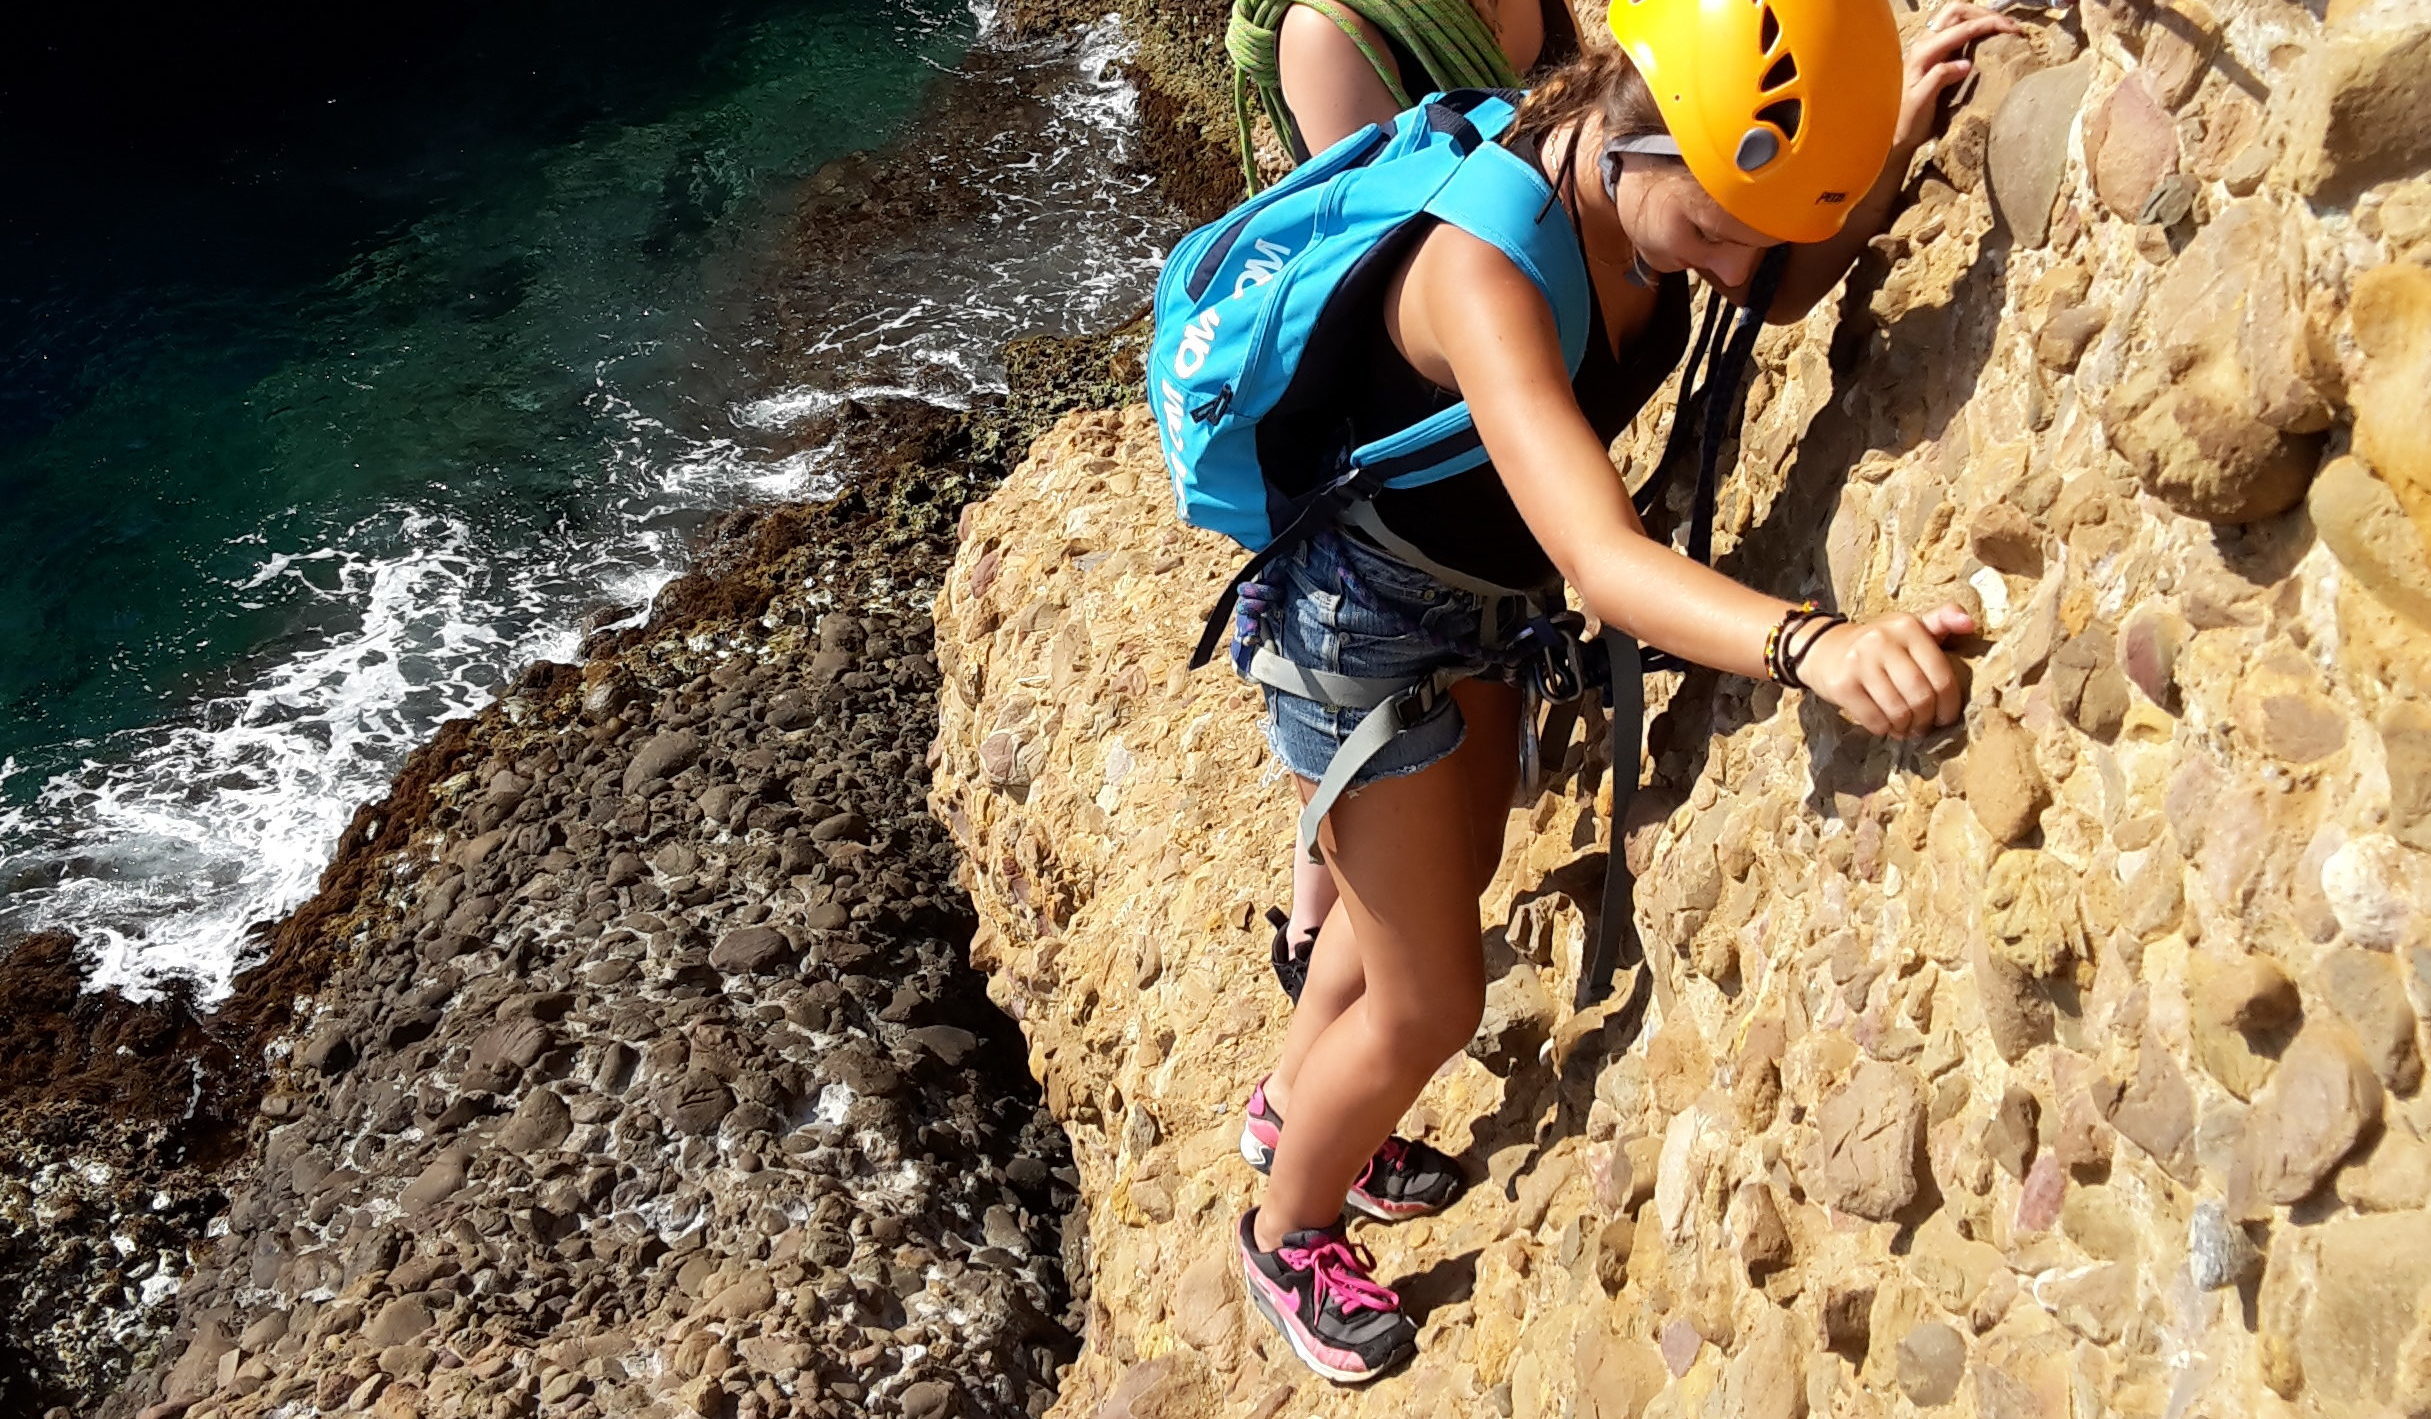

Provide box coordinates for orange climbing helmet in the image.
[1605,0,1904,244]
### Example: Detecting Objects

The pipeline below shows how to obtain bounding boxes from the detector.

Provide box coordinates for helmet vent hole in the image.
[1762,52,1798,92]
[1756,98,1802,141]
[1758,5,1781,53]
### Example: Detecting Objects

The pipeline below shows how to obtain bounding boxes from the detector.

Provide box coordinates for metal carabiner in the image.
[1515,613,1586,706]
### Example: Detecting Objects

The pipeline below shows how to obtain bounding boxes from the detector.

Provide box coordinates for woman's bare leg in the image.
[1254,682,1520,1248]
[1266,681,1519,1115]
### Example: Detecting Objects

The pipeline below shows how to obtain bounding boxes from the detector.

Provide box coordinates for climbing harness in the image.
[1227,0,1520,193]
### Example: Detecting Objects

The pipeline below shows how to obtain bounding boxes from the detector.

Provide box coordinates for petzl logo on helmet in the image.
[1816,191,1848,204]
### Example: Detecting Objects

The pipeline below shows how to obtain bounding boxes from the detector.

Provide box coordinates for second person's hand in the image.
[1893,2,2025,154]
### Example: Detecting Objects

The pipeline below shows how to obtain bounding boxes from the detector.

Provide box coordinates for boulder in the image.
[2104,199,2330,523]
[622,729,703,795]
[709,925,794,975]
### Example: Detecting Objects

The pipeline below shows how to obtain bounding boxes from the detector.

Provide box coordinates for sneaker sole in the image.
[1238,1255,1407,1385]
[1239,1121,1451,1222]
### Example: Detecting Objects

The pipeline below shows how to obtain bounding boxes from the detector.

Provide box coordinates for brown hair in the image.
[1510,44,1667,151]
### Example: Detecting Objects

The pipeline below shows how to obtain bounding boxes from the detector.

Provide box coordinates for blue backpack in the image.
[1147,90,1590,664]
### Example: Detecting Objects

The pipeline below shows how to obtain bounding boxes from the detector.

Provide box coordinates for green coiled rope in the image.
[1227,0,1521,193]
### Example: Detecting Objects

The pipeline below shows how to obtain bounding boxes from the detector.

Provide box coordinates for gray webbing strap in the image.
[1531,697,1581,800]
[1577,627,1648,1011]
[1244,645,1410,709]
[1340,501,1540,603]
[1294,665,1473,861]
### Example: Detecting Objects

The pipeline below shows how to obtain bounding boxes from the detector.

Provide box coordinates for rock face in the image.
[932,1,2431,1413]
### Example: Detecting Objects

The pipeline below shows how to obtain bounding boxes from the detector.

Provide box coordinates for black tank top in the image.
[1253,124,1694,590]
[1354,267,1691,588]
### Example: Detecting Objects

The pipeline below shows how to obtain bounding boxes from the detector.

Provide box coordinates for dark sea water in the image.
[0,0,1167,995]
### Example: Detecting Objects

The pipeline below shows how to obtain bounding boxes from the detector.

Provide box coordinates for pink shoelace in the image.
[1276,1235,1401,1316]
[1354,1136,1409,1194]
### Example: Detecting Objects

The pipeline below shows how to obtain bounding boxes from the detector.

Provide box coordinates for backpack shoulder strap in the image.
[1424,138,1591,370]
[1340,103,1592,492]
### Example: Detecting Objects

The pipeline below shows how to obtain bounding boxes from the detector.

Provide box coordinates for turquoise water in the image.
[0,0,1167,993]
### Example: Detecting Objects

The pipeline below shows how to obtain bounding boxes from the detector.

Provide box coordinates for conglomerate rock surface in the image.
[931,1,2431,1414]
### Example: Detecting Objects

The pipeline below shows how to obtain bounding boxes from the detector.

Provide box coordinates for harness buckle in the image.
[1391,678,1442,731]
[1514,613,1587,706]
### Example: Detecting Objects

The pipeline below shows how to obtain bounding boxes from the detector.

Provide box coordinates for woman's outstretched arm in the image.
[1403,228,1970,737]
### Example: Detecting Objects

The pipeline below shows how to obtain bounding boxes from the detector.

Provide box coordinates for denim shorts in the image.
[1231,530,1517,789]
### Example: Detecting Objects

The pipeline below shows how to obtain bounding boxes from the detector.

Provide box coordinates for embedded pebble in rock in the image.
[2086,74,2180,219]
[2350,261,2431,549]
[2312,456,2431,630]
[2317,947,2423,1093]
[2241,1023,2384,1210]
[1987,58,2091,245]
[2104,197,2330,523]
[1659,1319,1703,1378]
[1897,1320,1968,1407]
[1810,1063,1926,1222]
[2273,19,2431,205]
[2189,1199,2260,1291]
[1961,711,2047,846]
[2096,1028,2198,1182]
[921,11,2431,1417]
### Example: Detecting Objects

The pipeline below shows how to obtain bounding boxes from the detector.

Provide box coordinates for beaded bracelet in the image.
[1763,601,1817,685]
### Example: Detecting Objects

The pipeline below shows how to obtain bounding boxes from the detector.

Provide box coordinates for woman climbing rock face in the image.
[1216,0,2018,1384]
[1232,0,1591,996]
[1240,0,2017,1001]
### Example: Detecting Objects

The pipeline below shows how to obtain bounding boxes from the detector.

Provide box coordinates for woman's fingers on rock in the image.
[1882,652,1939,732]
[1919,603,1977,640]
[1859,658,1914,737]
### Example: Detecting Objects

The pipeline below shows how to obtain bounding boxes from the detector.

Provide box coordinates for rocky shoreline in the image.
[0,1,1220,1409]
[0,331,1140,1418]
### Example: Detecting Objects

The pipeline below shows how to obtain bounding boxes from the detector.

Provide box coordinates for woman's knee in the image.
[1365,976,1485,1065]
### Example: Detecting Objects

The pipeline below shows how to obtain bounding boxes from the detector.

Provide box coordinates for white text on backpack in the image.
[1173,309,1222,377]
[1159,378,1189,447]
[1231,238,1292,298]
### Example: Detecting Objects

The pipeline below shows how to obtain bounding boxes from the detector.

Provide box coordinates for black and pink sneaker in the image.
[1237,1209,1417,1382]
[1238,1078,1467,1221]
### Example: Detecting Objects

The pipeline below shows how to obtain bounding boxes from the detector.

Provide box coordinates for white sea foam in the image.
[0,20,1173,1002]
